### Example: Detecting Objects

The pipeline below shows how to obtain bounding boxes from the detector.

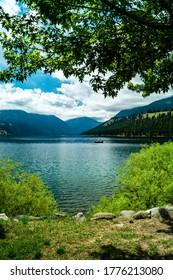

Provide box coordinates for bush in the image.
[92,142,173,214]
[0,157,58,217]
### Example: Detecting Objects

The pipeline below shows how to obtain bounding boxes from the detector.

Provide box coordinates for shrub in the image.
[92,142,173,214]
[0,157,58,217]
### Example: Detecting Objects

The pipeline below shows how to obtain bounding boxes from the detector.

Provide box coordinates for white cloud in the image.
[0,0,20,15]
[53,71,173,121]
[52,70,79,83]
[0,71,173,122]
[1,68,173,123]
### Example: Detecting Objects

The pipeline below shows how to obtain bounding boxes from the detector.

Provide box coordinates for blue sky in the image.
[0,0,173,122]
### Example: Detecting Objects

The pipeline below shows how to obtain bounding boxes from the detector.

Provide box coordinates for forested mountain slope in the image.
[83,111,173,137]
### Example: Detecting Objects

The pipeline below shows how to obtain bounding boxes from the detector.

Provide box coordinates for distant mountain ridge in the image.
[83,96,173,136]
[0,110,74,136]
[116,96,173,118]
[0,110,101,137]
[66,117,102,134]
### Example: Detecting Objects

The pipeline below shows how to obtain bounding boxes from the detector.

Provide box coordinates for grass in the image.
[0,216,173,260]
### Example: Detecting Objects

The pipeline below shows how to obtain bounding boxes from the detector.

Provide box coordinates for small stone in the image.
[28,216,45,221]
[0,213,9,221]
[75,212,83,218]
[75,212,86,222]
[90,212,116,220]
[54,212,67,218]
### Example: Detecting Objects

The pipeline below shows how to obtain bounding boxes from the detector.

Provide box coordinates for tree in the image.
[0,0,173,97]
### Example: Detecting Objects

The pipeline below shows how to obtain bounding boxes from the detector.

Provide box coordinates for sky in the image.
[0,0,173,122]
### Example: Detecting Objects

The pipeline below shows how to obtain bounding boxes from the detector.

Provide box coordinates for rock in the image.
[119,210,136,219]
[74,212,86,222]
[28,216,45,221]
[133,211,150,219]
[90,212,116,220]
[15,215,45,221]
[164,205,173,218]
[157,207,170,219]
[54,212,67,218]
[147,206,173,219]
[146,207,160,218]
[0,213,9,221]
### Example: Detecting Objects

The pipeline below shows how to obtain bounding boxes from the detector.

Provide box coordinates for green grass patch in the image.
[0,217,173,260]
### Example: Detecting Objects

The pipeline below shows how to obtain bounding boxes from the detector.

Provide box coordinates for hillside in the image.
[83,111,173,137]
[0,110,74,137]
[116,96,173,118]
[83,96,173,137]
[66,117,102,134]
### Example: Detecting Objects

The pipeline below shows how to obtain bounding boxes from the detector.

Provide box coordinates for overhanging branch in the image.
[100,0,173,30]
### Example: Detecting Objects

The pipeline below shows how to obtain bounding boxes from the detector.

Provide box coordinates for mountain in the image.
[82,96,173,137]
[0,110,74,137]
[116,96,173,118]
[83,111,173,137]
[65,117,102,134]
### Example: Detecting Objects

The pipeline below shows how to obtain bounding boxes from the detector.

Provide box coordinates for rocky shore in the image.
[1,205,173,223]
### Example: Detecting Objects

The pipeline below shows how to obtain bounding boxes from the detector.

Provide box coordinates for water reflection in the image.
[0,136,167,213]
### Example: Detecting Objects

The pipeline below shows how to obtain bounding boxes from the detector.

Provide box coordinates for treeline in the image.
[84,111,173,137]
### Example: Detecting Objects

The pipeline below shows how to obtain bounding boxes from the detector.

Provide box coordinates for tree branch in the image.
[100,0,173,30]
[58,2,107,11]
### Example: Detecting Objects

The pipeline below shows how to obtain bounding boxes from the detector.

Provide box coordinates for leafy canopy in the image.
[92,142,173,214]
[0,1,173,97]
[0,157,58,216]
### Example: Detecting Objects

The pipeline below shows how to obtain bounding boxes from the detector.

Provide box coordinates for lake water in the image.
[0,136,150,213]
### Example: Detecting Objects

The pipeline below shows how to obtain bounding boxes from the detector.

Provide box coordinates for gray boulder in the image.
[74,212,86,222]
[147,206,173,219]
[0,213,9,221]
[164,205,173,218]
[119,210,136,219]
[133,210,150,219]
[90,212,116,220]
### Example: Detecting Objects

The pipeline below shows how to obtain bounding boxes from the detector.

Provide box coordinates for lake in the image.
[0,136,151,213]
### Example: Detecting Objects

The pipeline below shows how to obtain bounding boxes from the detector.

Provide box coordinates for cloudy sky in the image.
[0,0,172,122]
